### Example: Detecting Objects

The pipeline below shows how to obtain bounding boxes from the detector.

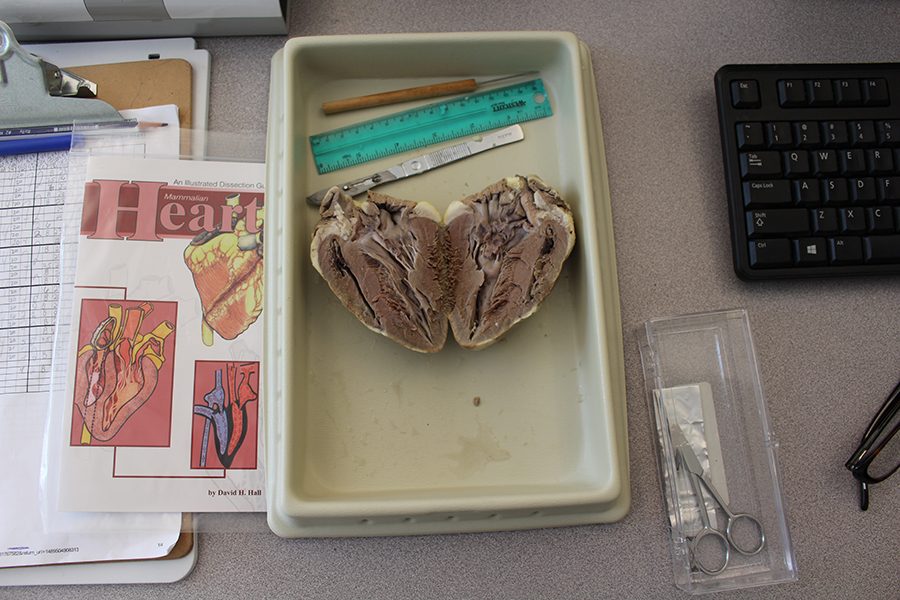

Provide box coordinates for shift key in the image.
[746,209,810,237]
[740,151,782,178]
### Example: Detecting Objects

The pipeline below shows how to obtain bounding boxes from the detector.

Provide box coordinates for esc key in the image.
[731,80,760,108]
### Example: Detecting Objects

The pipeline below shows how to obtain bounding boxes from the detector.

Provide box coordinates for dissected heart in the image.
[310,175,575,352]
[311,189,450,353]
[74,302,174,443]
[445,176,576,349]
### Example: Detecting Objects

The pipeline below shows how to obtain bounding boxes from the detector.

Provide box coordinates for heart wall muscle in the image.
[310,176,575,352]
[311,190,450,353]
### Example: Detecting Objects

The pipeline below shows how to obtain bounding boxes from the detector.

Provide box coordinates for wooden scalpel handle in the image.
[321,79,478,115]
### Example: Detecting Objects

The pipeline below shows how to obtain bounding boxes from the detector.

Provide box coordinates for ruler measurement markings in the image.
[319,113,544,157]
[311,79,552,174]
[315,102,542,148]
[313,104,498,154]
[314,109,550,173]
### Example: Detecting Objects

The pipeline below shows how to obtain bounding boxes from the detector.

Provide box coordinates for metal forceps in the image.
[670,424,766,575]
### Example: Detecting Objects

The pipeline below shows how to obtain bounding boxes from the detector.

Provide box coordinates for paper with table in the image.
[51,154,267,513]
[0,105,178,397]
[0,106,183,569]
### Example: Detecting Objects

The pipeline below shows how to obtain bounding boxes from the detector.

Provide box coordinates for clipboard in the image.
[0,517,196,587]
[0,534,197,587]
[23,37,210,158]
[0,21,122,130]
[69,59,193,155]
[0,23,197,585]
[0,22,194,158]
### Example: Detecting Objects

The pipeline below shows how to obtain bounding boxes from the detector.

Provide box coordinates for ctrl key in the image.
[749,239,791,268]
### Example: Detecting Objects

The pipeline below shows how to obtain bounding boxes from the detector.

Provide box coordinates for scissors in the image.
[670,424,766,575]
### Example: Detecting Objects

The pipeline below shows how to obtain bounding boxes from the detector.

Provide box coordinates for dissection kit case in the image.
[640,309,797,594]
[264,32,629,536]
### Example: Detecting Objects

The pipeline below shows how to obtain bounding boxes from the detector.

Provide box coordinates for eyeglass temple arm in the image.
[848,377,900,511]
[863,380,900,439]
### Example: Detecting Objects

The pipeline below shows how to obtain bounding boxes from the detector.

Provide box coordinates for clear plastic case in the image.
[639,309,798,594]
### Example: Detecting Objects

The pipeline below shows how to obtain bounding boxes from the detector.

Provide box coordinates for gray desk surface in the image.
[8,1,900,598]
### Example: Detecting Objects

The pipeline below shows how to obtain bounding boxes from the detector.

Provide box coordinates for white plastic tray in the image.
[265,32,628,537]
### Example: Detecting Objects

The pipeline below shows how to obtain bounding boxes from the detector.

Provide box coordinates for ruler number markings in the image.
[310,79,552,174]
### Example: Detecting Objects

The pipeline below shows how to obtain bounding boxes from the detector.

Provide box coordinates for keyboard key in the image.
[849,120,877,146]
[766,122,793,148]
[749,239,792,267]
[823,178,849,204]
[840,207,866,232]
[867,207,895,232]
[813,149,838,174]
[812,207,839,234]
[793,121,821,147]
[793,237,828,266]
[743,180,791,207]
[807,79,834,105]
[740,151,782,178]
[877,120,899,145]
[878,177,900,202]
[793,179,821,205]
[828,236,863,264]
[736,123,765,149]
[867,149,894,173]
[731,80,760,108]
[863,235,900,263]
[778,80,806,106]
[747,209,810,237]
[862,78,889,106]
[822,121,848,146]
[783,150,811,177]
[839,149,866,175]
[851,178,877,204]
[834,79,862,105]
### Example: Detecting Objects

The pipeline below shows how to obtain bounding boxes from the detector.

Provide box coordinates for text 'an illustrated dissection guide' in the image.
[58,156,266,512]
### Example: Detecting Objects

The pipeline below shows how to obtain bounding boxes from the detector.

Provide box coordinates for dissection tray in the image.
[264,31,628,536]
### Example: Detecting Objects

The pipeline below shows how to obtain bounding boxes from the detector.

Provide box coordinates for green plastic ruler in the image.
[310,78,552,174]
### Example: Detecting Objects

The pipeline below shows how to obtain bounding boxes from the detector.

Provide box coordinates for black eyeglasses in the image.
[845,379,900,511]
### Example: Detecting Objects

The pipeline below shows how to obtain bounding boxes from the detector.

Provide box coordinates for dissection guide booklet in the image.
[57,156,266,512]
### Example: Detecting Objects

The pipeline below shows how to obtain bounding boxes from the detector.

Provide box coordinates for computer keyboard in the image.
[715,64,900,279]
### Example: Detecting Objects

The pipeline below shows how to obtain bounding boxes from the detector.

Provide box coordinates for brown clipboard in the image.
[68,58,193,155]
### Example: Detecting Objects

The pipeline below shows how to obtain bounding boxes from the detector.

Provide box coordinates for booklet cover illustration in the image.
[191,360,259,470]
[183,192,264,346]
[72,300,176,446]
[59,156,267,512]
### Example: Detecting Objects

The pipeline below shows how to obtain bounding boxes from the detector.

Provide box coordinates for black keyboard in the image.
[715,64,900,280]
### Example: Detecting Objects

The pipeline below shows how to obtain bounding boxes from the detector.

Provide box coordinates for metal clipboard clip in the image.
[0,20,124,129]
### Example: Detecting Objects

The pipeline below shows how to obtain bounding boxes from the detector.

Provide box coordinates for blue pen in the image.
[0,134,73,156]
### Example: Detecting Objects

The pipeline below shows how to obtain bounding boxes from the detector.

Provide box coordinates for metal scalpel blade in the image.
[305,125,525,205]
